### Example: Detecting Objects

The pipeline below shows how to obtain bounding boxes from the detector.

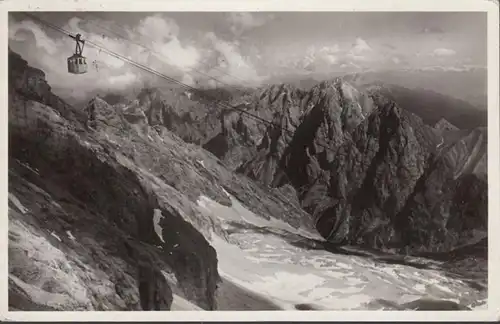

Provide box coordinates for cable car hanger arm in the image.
[69,33,85,55]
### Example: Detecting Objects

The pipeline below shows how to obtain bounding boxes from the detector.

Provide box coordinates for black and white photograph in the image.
[4,0,499,320]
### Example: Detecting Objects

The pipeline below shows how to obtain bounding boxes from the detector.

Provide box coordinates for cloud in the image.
[9,16,141,101]
[8,13,264,102]
[127,14,201,70]
[432,48,456,56]
[351,38,373,54]
[9,19,59,55]
[202,32,262,86]
[181,73,195,86]
[300,45,340,71]
[226,12,274,36]
[284,37,411,75]
[135,14,179,42]
[277,39,379,75]
[344,38,376,63]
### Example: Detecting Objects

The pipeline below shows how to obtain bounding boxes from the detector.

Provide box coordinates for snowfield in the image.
[196,190,487,311]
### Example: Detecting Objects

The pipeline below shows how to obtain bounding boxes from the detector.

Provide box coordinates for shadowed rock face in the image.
[160,77,486,255]
[215,80,486,255]
[8,48,220,311]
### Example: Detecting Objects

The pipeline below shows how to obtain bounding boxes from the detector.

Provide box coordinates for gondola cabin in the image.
[67,54,88,74]
[67,33,88,75]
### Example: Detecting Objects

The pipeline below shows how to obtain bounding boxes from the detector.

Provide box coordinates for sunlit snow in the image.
[192,190,486,310]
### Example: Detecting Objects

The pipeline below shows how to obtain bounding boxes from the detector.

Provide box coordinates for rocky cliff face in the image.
[434,118,459,132]
[164,77,488,255]
[315,101,487,253]
[9,49,220,310]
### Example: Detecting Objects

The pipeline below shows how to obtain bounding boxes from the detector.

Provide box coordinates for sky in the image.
[8,12,487,101]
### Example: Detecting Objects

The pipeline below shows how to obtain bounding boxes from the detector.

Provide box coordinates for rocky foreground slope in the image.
[8,48,488,311]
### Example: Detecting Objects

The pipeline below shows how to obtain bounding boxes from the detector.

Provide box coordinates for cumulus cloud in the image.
[135,14,179,42]
[9,19,59,55]
[202,32,262,86]
[128,14,201,70]
[283,37,407,75]
[299,45,340,71]
[278,40,377,75]
[346,38,374,62]
[8,13,263,102]
[432,47,456,56]
[351,38,373,54]
[226,12,275,36]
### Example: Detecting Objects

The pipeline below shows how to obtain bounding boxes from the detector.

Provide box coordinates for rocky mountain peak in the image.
[434,118,459,131]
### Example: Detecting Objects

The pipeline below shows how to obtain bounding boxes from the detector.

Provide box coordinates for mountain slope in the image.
[199,79,487,254]
[8,49,315,311]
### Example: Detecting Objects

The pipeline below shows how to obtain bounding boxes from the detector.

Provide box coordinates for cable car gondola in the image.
[67,33,88,74]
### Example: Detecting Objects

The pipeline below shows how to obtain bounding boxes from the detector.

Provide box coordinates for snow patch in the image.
[436,136,444,149]
[9,193,29,214]
[9,219,94,309]
[16,159,40,175]
[197,190,318,240]
[335,262,353,270]
[104,134,120,146]
[171,294,203,311]
[413,283,426,293]
[66,230,76,242]
[184,91,193,100]
[50,232,62,242]
[160,270,178,286]
[153,209,165,243]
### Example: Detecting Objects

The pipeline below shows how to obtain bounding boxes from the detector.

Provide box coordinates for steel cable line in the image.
[21,12,299,132]
[85,11,251,90]
[21,12,405,157]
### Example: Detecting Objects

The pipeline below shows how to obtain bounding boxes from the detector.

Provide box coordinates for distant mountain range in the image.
[267,67,487,111]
